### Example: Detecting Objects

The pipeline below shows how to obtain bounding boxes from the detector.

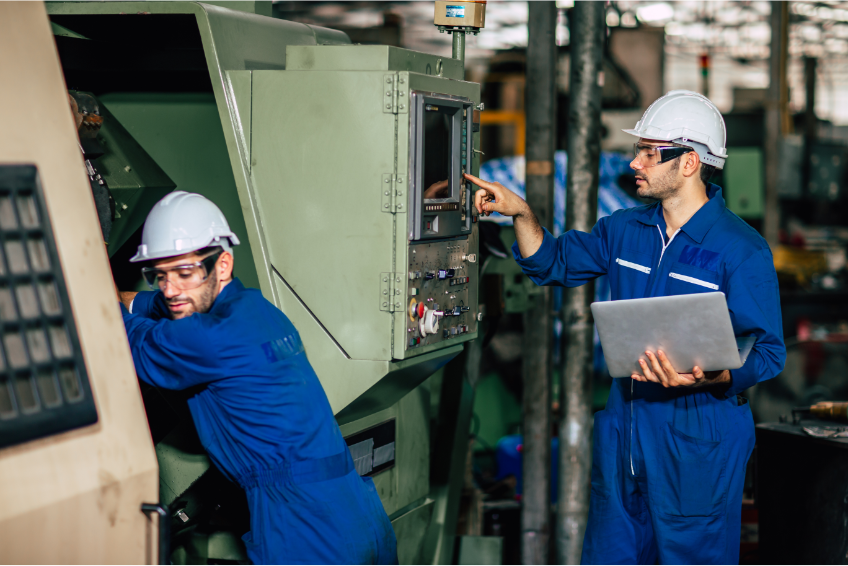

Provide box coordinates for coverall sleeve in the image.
[725,248,786,398]
[511,216,611,287]
[121,304,227,390]
[130,290,172,321]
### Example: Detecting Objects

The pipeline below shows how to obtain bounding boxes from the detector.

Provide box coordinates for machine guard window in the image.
[0,165,98,449]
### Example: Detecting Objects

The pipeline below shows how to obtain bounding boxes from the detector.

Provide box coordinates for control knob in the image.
[419,306,443,337]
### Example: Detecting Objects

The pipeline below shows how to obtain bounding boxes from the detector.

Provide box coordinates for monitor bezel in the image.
[408,91,473,241]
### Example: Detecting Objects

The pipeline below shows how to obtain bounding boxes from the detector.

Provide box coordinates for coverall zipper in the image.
[629,224,681,477]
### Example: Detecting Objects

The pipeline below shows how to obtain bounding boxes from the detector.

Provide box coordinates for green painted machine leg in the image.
[423,334,482,564]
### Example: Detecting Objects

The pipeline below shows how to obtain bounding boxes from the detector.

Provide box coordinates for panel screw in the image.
[384,204,390,208]
[396,191,402,196]
[399,78,405,84]
[395,302,401,308]
[386,91,392,96]
[383,290,388,295]
[397,204,403,209]
[386,78,392,83]
[385,191,390,196]
[386,104,391,109]
[399,91,405,96]
[397,177,403,183]
[383,302,388,307]
[399,105,405,110]
[385,178,390,183]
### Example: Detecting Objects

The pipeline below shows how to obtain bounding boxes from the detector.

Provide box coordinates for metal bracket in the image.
[383,74,398,114]
[380,272,404,312]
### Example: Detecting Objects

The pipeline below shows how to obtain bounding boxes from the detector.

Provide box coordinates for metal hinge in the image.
[383,74,398,114]
[380,272,404,312]
[381,173,405,213]
[382,74,408,115]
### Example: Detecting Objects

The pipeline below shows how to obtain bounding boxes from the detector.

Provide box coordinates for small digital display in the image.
[422,105,452,202]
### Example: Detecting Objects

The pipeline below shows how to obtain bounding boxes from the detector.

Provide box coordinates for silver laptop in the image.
[591,292,755,378]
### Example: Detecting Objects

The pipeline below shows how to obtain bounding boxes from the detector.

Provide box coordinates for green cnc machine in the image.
[46,2,483,563]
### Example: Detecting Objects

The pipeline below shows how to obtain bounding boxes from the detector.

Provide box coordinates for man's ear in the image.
[218,251,234,281]
[681,151,701,178]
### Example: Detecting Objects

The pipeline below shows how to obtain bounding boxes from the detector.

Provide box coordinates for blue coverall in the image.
[514,185,785,565]
[121,279,397,565]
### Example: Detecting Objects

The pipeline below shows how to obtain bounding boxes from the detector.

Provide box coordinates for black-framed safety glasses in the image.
[632,143,693,168]
[140,251,222,291]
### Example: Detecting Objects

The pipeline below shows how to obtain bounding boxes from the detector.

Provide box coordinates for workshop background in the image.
[277,2,848,564]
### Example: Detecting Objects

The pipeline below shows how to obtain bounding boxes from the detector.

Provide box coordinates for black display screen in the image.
[422,105,452,202]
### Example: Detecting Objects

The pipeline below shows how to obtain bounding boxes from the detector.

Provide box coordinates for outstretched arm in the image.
[465,173,544,258]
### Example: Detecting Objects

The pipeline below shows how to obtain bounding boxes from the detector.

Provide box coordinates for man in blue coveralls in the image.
[118,191,397,565]
[465,91,786,564]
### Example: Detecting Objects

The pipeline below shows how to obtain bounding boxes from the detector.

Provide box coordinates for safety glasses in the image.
[140,251,222,291]
[632,143,693,168]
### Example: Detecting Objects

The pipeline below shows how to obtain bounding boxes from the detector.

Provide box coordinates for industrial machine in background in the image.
[0,1,486,563]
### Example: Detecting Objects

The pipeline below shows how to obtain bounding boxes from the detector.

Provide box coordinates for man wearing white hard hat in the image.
[119,192,397,564]
[465,91,785,564]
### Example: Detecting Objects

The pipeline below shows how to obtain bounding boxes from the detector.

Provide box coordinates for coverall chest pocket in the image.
[665,262,720,296]
[614,248,653,298]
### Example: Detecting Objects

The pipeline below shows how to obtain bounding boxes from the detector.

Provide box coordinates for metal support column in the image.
[804,57,817,143]
[452,30,466,65]
[764,1,789,248]
[557,2,605,564]
[522,1,557,564]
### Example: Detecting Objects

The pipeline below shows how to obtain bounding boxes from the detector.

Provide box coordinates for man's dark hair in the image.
[700,164,716,185]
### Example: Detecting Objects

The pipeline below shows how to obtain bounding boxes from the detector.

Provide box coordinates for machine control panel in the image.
[405,238,477,350]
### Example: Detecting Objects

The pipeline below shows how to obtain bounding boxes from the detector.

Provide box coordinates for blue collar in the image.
[636,183,725,244]
[209,277,244,313]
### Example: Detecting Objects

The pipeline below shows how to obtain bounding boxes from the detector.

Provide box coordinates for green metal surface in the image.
[155,423,210,506]
[724,147,764,219]
[483,226,538,313]
[472,371,522,451]
[286,45,464,78]
[392,499,436,564]
[94,103,176,256]
[458,536,503,565]
[99,93,261,289]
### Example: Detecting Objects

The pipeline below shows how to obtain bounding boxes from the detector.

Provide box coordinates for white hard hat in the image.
[130,191,240,263]
[623,90,728,169]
